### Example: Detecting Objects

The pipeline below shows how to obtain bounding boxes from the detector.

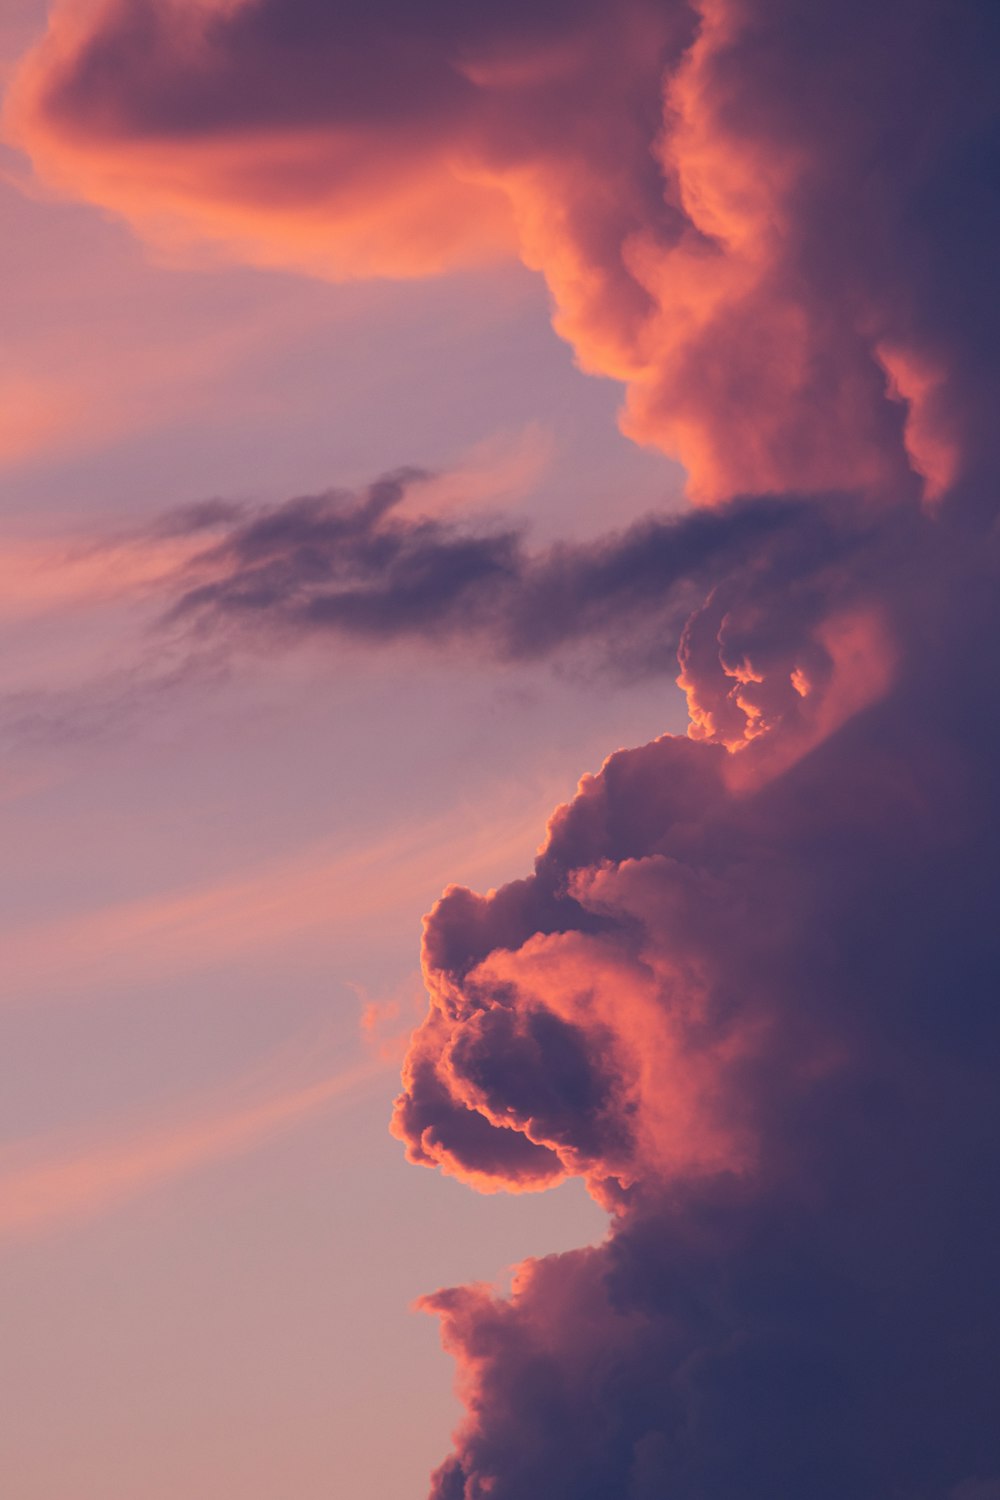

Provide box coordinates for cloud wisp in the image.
[157,470,809,678]
[0,474,804,750]
[0,1049,388,1241]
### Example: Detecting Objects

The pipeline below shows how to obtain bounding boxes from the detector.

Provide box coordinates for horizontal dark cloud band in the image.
[160,471,866,678]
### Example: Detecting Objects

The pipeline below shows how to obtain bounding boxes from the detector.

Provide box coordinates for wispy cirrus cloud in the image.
[0,1047,389,1240]
[1,783,560,1005]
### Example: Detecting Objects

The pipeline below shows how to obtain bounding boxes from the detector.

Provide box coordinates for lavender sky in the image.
[2,2,999,1498]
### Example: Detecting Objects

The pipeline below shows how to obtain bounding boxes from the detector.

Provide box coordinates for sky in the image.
[1,3,998,1499]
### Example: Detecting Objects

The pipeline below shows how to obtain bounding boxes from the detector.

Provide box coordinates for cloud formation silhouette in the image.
[10,1,1000,1495]
[393,487,1000,1496]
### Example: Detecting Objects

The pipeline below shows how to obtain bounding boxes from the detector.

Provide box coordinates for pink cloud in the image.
[4,4,1000,1494]
[2,790,552,1003]
[10,0,992,502]
[0,1048,387,1239]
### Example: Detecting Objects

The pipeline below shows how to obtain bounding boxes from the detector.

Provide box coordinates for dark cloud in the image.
[159,468,807,677]
[394,485,1000,1497]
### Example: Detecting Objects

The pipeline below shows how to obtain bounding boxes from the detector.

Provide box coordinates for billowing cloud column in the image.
[393,495,1000,1496]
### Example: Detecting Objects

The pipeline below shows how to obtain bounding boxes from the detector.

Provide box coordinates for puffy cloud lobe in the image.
[4,0,686,300]
[9,0,999,499]
[391,487,1000,1493]
[619,0,1000,498]
[425,1157,1000,1499]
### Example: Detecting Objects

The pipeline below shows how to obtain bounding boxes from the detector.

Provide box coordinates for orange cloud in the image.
[876,344,961,505]
[0,372,82,464]
[680,602,897,788]
[7,0,981,502]
[0,529,206,622]
[4,0,519,279]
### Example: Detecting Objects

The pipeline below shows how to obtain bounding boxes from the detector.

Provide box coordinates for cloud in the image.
[0,1046,388,1239]
[389,487,1000,1495]
[7,0,999,501]
[6,2,1000,1495]
[157,468,802,675]
[2,785,556,1003]
[0,467,792,752]
[139,470,905,774]
[0,463,886,761]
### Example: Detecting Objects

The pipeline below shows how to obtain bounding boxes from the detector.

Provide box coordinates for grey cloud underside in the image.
[161,471,868,676]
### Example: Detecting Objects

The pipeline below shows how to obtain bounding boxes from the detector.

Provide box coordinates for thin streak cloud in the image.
[1,788,561,1004]
[0,1052,388,1240]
